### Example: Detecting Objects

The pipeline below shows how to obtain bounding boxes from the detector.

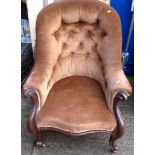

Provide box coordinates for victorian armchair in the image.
[23,0,132,152]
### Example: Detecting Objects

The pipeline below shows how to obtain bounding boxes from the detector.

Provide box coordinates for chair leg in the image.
[24,88,45,147]
[28,116,45,147]
[34,134,45,147]
[109,130,119,153]
[109,92,126,153]
[109,116,124,153]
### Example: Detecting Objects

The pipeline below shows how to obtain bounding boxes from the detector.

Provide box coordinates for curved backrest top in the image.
[36,0,121,36]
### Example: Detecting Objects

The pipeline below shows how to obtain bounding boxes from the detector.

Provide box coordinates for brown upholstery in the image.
[36,76,116,133]
[23,0,132,132]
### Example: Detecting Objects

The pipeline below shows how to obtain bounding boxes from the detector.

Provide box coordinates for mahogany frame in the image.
[24,88,128,153]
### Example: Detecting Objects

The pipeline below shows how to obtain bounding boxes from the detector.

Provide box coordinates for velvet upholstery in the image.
[36,76,116,132]
[23,0,132,132]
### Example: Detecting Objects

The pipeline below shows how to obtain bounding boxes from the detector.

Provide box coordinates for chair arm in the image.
[23,64,52,107]
[104,69,132,112]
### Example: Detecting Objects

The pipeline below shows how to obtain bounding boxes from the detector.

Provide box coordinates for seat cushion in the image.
[36,76,116,133]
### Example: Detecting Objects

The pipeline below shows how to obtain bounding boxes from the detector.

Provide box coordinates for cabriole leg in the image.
[24,88,45,147]
[109,92,127,153]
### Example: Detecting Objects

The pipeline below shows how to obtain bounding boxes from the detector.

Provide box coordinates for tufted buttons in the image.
[98,55,102,62]
[94,43,97,48]
[87,30,93,36]
[62,43,67,50]
[92,43,97,51]
[101,32,107,38]
[68,29,77,39]
[85,52,90,59]
[78,42,84,50]
[86,30,94,41]
[70,51,74,56]
[71,29,76,33]
[96,19,100,26]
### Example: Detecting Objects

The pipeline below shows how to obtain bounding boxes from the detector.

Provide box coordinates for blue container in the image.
[110,0,134,74]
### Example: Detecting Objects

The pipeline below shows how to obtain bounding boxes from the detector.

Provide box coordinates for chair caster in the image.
[109,144,118,153]
[34,139,45,147]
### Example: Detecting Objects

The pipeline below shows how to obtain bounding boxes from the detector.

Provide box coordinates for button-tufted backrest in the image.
[35,0,122,93]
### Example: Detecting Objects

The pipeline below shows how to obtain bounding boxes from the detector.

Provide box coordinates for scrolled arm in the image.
[114,90,129,102]
[104,69,132,112]
[23,64,52,107]
[24,87,38,98]
[23,87,43,138]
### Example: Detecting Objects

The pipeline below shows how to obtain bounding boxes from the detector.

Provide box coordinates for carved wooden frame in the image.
[24,88,128,152]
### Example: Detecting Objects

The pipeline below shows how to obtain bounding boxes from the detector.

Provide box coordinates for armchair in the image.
[23,0,132,152]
